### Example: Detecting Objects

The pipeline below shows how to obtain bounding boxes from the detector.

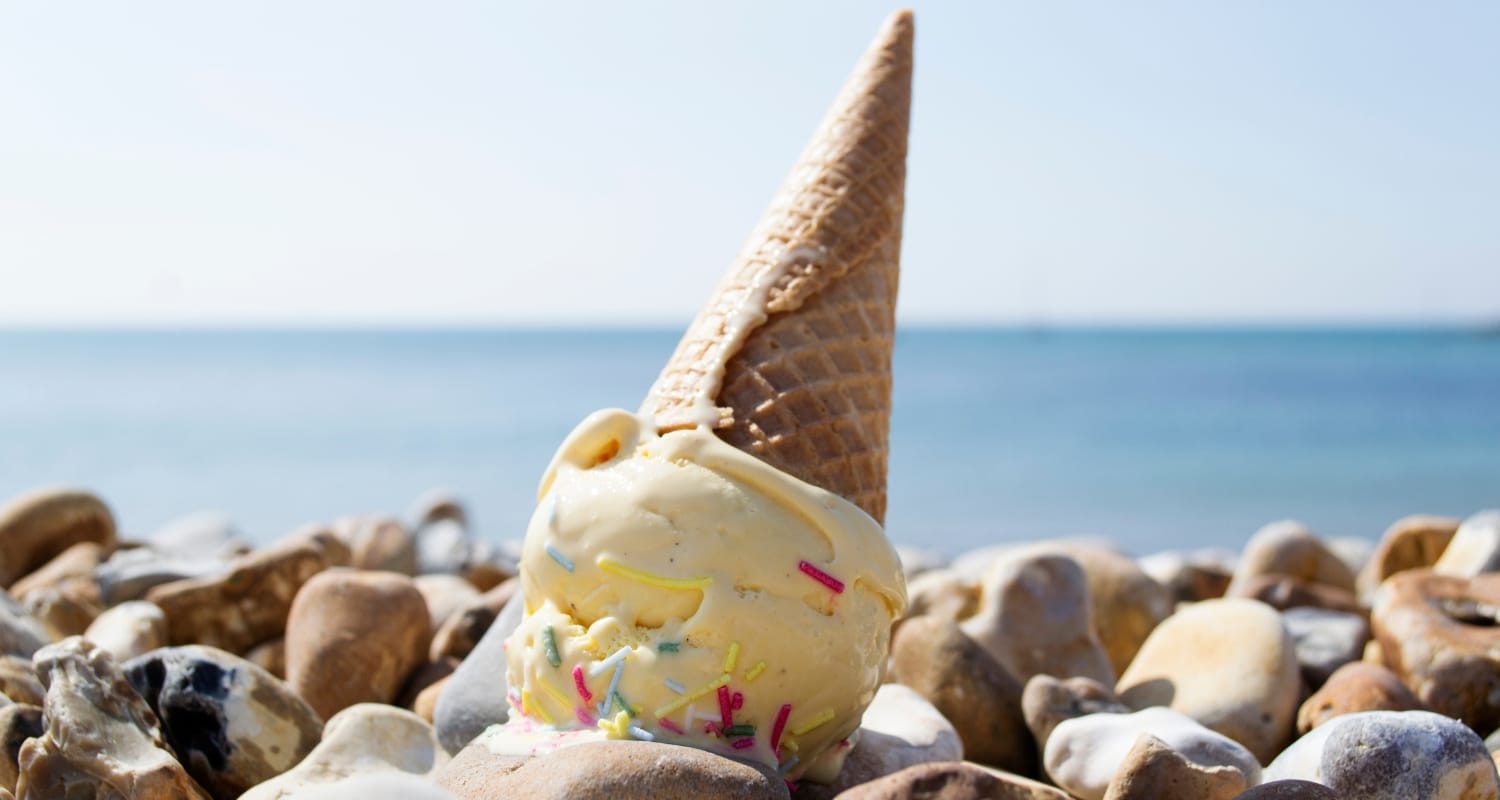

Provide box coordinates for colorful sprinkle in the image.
[725,724,755,737]
[590,645,632,677]
[664,678,686,694]
[654,673,732,718]
[628,726,655,741]
[777,755,800,777]
[597,710,631,738]
[745,661,767,682]
[717,685,734,727]
[657,642,681,653]
[599,663,625,714]
[791,709,835,736]
[572,665,594,702]
[658,716,685,735]
[731,691,744,710]
[722,641,741,673]
[546,544,575,572]
[797,560,844,593]
[536,676,571,712]
[597,557,713,590]
[575,708,597,726]
[542,626,561,667]
[771,704,792,752]
[521,689,553,725]
[612,691,636,717]
[732,737,756,750]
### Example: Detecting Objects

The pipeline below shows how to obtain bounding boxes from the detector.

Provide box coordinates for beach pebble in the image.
[429,578,516,662]
[433,592,524,753]
[1228,520,1356,595]
[124,645,323,800]
[8,541,107,600]
[1118,598,1299,762]
[246,636,287,679]
[833,761,1069,799]
[84,601,167,662]
[414,574,480,633]
[1296,662,1423,734]
[1371,568,1500,732]
[1433,511,1500,577]
[97,547,228,606]
[1358,514,1460,597]
[16,636,208,799]
[1021,674,1128,751]
[793,683,962,799]
[415,520,474,576]
[148,512,248,562]
[1265,709,1499,799]
[1231,781,1339,799]
[0,704,42,793]
[147,538,329,653]
[398,659,457,717]
[413,675,451,723]
[1229,573,1363,615]
[1101,733,1248,800]
[0,488,116,589]
[1138,550,1233,604]
[1057,545,1173,677]
[890,615,1033,773]
[1044,706,1261,800]
[0,657,44,707]
[902,568,978,626]
[282,526,353,569]
[284,569,430,720]
[0,597,49,660]
[20,586,97,639]
[344,517,418,576]
[1281,606,1370,688]
[959,552,1114,686]
[409,490,469,532]
[299,773,458,800]
[240,703,446,800]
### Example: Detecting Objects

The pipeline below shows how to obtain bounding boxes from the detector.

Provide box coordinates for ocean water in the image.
[0,328,1495,558]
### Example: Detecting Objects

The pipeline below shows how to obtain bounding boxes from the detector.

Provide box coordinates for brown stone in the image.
[0,489,116,589]
[1358,515,1460,597]
[413,674,450,723]
[0,657,44,707]
[1228,520,1356,595]
[1101,733,1247,800]
[411,490,469,531]
[415,574,480,633]
[0,705,41,794]
[347,517,418,575]
[20,585,99,639]
[399,658,457,714]
[1229,573,1364,616]
[890,615,1035,774]
[832,761,1069,799]
[244,636,286,679]
[902,569,979,626]
[1296,661,1423,734]
[428,743,529,798]
[1021,674,1127,751]
[146,538,329,653]
[430,578,517,662]
[284,570,431,720]
[461,561,512,592]
[1058,546,1173,677]
[8,542,107,599]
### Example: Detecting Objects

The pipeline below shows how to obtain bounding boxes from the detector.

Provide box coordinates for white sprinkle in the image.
[589,645,632,677]
[628,726,655,741]
[664,678,686,694]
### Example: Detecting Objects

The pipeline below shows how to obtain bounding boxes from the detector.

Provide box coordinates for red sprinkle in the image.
[798,560,845,593]
[572,665,593,702]
[717,685,734,728]
[732,737,756,750]
[770,703,792,752]
[731,691,744,711]
[658,717,685,735]
[703,721,720,735]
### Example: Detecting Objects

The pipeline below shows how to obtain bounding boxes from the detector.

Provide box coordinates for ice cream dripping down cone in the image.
[643,9,913,525]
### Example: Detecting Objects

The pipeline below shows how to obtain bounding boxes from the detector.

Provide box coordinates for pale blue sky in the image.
[2,2,1496,326]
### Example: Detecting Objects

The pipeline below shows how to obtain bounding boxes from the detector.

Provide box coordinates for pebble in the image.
[414,519,473,576]
[1265,709,1499,799]
[1280,606,1370,689]
[792,683,962,799]
[1055,545,1174,678]
[890,615,1033,773]
[240,703,446,800]
[408,490,469,531]
[84,601,168,662]
[1231,781,1339,799]
[15,636,207,799]
[0,488,116,589]
[124,645,323,800]
[0,597,49,660]
[1117,598,1299,762]
[284,570,430,720]
[834,761,1070,799]
[20,586,97,639]
[0,657,44,706]
[8,541,106,600]
[299,773,458,800]
[343,517,418,576]
[1044,707,1262,800]
[1433,511,1500,577]
[432,591,524,754]
[1101,733,1248,800]
[1021,674,1128,752]
[148,512,248,562]
[1358,514,1460,597]
[1228,573,1363,615]
[1296,662,1423,734]
[0,704,42,793]
[397,659,457,717]
[413,674,450,723]
[246,637,287,679]
[902,568,978,626]
[429,578,516,662]
[147,538,329,653]
[1227,520,1356,595]
[1138,550,1233,604]
[414,574,480,634]
[97,547,229,606]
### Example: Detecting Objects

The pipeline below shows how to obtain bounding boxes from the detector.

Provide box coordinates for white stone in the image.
[299,774,457,800]
[240,704,448,800]
[84,601,167,662]
[1433,511,1500,577]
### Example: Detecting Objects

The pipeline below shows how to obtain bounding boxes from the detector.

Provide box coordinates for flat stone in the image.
[1231,780,1339,799]
[833,761,1069,799]
[1357,515,1460,598]
[8,541,107,600]
[1118,598,1299,763]
[84,600,167,662]
[1055,545,1173,678]
[414,574,480,634]
[432,592,524,754]
[1227,520,1356,595]
[16,636,208,799]
[147,539,329,653]
[240,704,446,800]
[429,578,515,662]
[1281,606,1370,689]
[890,615,1033,774]
[0,656,44,706]
[284,570,430,720]
[792,684,963,799]
[1265,710,1499,799]
[902,568,978,626]
[1102,733,1248,800]
[0,704,42,794]
[0,597,49,660]
[124,645,323,800]
[1434,511,1500,578]
[299,773,458,800]
[0,488,116,589]
[1021,674,1128,752]
[1297,662,1423,734]
[1044,707,1262,800]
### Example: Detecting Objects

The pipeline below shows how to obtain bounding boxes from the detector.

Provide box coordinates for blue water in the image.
[0,328,1495,557]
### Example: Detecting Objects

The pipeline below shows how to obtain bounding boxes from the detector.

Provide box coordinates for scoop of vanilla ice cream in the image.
[502,408,907,781]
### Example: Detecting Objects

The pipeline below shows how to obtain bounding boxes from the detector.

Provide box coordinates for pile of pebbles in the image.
[0,486,1498,799]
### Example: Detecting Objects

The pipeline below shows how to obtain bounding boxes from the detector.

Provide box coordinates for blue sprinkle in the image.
[664,678,685,694]
[545,544,575,572]
[628,726,655,741]
[777,755,800,776]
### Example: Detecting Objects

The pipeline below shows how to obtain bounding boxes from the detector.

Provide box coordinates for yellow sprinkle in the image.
[597,710,632,739]
[653,673,732,718]
[536,676,572,712]
[744,661,767,682]
[783,738,799,753]
[791,709,835,736]
[521,690,553,725]
[723,641,741,673]
[598,557,714,590]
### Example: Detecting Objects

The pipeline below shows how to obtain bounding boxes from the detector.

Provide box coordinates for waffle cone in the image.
[644,10,912,524]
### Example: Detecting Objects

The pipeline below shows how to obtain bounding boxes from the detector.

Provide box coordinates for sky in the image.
[1,2,1497,327]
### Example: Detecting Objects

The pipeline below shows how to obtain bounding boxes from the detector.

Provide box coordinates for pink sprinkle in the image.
[572,665,593,702]
[731,692,744,711]
[717,685,734,728]
[732,737,756,750]
[771,703,792,752]
[575,708,596,726]
[798,560,845,593]
[658,717,685,735]
[703,721,720,735]
[785,781,798,793]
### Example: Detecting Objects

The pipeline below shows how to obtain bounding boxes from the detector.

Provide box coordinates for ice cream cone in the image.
[645,10,913,524]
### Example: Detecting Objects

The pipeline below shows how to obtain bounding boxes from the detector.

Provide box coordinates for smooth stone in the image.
[0,597,49,660]
[84,601,168,662]
[1227,520,1356,595]
[1021,674,1128,752]
[246,637,287,679]
[409,490,469,532]
[281,526,353,569]
[8,541,107,599]
[793,684,963,800]
[1327,536,1375,581]
[413,675,451,723]
[1044,707,1262,800]
[1055,545,1173,677]
[399,659,458,717]
[284,570,430,720]
[426,744,529,798]
[959,552,1114,686]
[901,568,978,626]
[1434,511,1500,577]
[300,773,458,800]
[1358,514,1461,597]
[1231,780,1339,799]
[0,488,116,589]
[344,517,418,576]
[1370,569,1500,732]
[833,761,1069,799]
[148,512,248,562]
[890,615,1033,774]
[1297,662,1423,734]
[1118,598,1299,763]
[429,578,516,662]
[240,704,446,800]
[20,585,97,639]
[1101,733,1248,800]
[1229,573,1363,615]
[124,644,323,800]
[947,538,1119,584]
[414,574,480,634]
[1138,550,1233,604]
[16,636,208,799]
[1265,710,1499,799]
[1281,606,1370,689]
[0,705,42,793]
[433,592,524,754]
[96,547,228,606]
[147,539,330,654]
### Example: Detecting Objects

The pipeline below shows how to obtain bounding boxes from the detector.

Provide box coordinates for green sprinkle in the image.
[543,626,561,667]
[612,691,636,717]
[657,642,680,653]
[725,724,755,737]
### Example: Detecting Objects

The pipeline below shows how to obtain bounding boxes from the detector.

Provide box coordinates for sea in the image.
[0,328,1496,559]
